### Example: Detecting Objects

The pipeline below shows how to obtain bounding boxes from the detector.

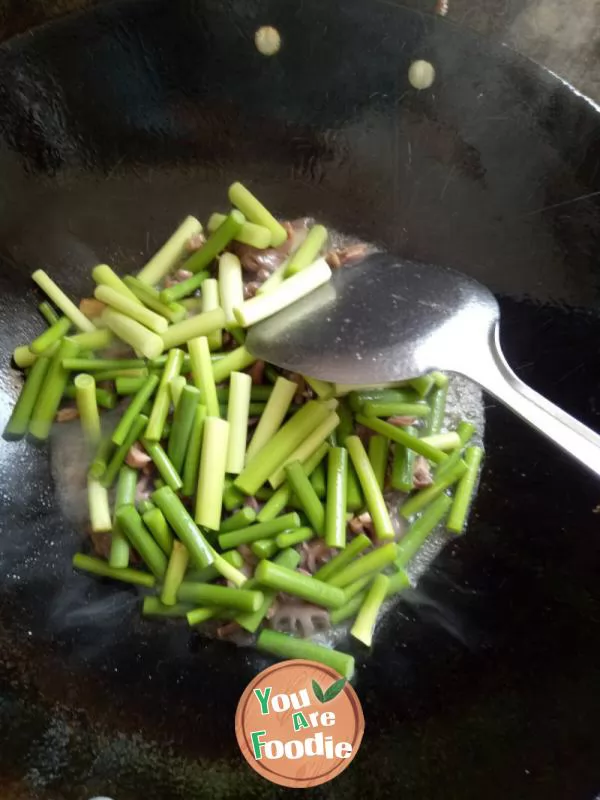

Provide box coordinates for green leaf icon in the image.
[323,677,347,702]
[312,677,347,703]
[312,679,325,703]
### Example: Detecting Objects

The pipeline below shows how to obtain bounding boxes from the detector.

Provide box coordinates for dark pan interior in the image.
[1,0,600,797]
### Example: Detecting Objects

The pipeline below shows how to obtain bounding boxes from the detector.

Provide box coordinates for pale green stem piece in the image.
[201,278,223,350]
[285,224,328,276]
[32,269,96,332]
[350,573,390,646]
[188,336,219,417]
[420,432,462,451]
[226,371,252,474]
[95,285,168,334]
[146,348,184,441]
[161,307,226,350]
[102,308,164,359]
[228,182,287,247]
[92,263,142,305]
[233,258,332,327]
[235,400,330,496]
[245,376,296,462]
[195,417,229,530]
[212,345,255,384]
[268,411,339,488]
[74,373,101,445]
[88,477,112,532]
[218,253,244,325]
[207,212,271,248]
[137,216,202,285]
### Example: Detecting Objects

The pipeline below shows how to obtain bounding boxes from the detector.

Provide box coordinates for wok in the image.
[1,0,600,797]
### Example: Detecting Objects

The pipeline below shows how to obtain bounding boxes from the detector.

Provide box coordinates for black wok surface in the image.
[1,1,600,797]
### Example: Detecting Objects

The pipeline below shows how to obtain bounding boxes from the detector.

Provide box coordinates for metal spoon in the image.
[246,253,600,479]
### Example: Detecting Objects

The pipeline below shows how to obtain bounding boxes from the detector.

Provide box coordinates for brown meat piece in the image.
[348,516,364,536]
[387,416,418,427]
[164,268,193,288]
[300,540,335,573]
[325,250,341,269]
[248,360,265,385]
[90,531,112,560]
[238,544,259,573]
[216,621,242,639]
[187,232,206,251]
[288,373,307,403]
[233,242,290,274]
[232,218,310,274]
[213,621,254,647]
[355,424,374,445]
[56,407,79,423]
[349,512,374,539]
[126,441,151,469]
[243,281,260,299]
[135,474,154,503]
[244,496,260,512]
[79,298,106,319]
[413,455,433,489]
[325,242,368,270]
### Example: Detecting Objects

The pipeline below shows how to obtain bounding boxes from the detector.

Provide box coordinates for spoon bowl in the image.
[247,253,600,479]
[247,253,498,383]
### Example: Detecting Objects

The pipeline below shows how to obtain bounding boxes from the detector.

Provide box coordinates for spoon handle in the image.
[475,325,600,479]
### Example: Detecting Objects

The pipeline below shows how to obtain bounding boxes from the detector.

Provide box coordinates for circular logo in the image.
[235,659,364,788]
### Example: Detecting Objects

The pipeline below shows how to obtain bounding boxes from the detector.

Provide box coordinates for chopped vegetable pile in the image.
[4,182,483,680]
